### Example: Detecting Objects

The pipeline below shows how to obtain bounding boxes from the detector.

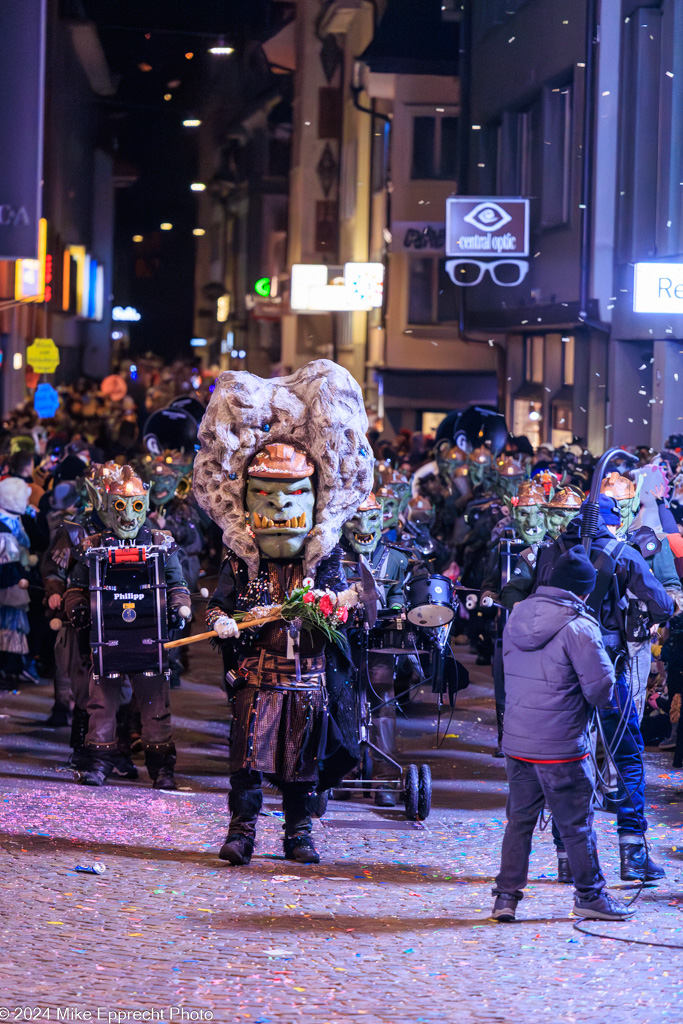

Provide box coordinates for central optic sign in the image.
[633,262,683,313]
[446,197,529,258]
[290,263,384,312]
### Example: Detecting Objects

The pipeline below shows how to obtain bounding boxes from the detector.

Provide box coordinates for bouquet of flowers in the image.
[234,582,355,656]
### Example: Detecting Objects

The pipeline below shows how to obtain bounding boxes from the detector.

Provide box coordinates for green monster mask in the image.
[246,443,315,560]
[544,488,583,540]
[376,462,411,514]
[342,494,383,555]
[435,439,469,484]
[504,482,548,546]
[601,472,642,536]
[139,454,191,509]
[96,463,150,539]
[469,447,495,490]
[492,456,525,499]
[376,485,400,531]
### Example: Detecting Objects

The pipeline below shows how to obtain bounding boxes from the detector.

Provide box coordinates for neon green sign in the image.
[254,277,270,297]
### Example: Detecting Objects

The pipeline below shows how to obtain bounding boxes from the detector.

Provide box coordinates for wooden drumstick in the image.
[163,609,282,649]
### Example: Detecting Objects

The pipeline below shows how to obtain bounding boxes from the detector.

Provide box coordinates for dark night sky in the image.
[77,0,292,359]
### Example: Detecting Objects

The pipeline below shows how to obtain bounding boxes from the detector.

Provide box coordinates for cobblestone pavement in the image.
[0,634,682,1024]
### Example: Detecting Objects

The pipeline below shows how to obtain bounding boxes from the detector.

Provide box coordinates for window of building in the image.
[561,335,575,385]
[541,84,572,228]
[524,335,544,383]
[513,399,542,449]
[411,111,459,180]
[496,100,540,199]
[408,257,460,324]
[552,402,573,447]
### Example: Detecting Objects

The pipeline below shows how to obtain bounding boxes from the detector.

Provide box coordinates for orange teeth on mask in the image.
[253,512,306,530]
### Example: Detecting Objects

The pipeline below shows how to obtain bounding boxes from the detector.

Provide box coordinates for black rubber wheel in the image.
[307,790,329,818]
[417,763,432,820]
[403,763,419,820]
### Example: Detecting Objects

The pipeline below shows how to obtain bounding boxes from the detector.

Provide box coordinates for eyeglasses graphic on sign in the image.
[445,258,530,287]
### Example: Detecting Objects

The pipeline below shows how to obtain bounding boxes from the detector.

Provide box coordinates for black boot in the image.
[67,707,89,769]
[494,703,505,758]
[283,834,320,864]
[46,701,70,728]
[556,856,574,884]
[112,754,139,780]
[218,834,254,865]
[78,745,117,786]
[620,843,666,882]
[145,742,178,790]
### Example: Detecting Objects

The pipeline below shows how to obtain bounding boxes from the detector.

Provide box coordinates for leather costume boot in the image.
[219,835,254,866]
[144,742,178,790]
[494,703,505,758]
[556,854,574,884]
[283,783,320,863]
[620,842,666,882]
[67,708,90,770]
[78,744,118,786]
[46,700,70,728]
[283,833,320,864]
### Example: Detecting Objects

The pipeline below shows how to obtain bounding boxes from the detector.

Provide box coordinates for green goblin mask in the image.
[343,494,383,555]
[544,488,583,540]
[435,440,469,484]
[469,447,494,489]
[492,456,525,499]
[377,463,411,514]
[97,463,150,539]
[376,485,400,531]
[505,482,548,545]
[246,444,315,559]
[601,472,642,536]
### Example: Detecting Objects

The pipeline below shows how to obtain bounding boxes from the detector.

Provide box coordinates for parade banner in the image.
[0,0,47,260]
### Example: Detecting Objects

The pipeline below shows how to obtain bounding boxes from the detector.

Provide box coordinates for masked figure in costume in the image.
[64,463,191,789]
[194,360,373,866]
[139,451,206,688]
[341,493,409,806]
[0,477,35,686]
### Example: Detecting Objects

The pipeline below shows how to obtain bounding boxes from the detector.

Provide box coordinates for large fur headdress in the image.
[194,359,373,577]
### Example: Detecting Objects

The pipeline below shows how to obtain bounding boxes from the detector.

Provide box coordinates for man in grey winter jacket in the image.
[491,546,635,923]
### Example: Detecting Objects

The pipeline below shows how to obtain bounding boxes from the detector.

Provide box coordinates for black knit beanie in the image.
[549,545,597,596]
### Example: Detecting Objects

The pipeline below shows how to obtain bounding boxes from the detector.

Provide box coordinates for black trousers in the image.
[228,767,312,840]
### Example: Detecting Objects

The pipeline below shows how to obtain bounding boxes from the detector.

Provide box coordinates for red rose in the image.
[337,605,348,623]
[303,591,315,604]
[319,594,334,617]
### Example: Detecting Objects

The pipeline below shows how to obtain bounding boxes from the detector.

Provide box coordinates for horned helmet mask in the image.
[96,462,150,539]
[245,443,315,560]
[545,486,583,540]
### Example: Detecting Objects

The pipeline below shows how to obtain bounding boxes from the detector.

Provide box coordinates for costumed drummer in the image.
[341,492,409,807]
[64,463,192,790]
[195,360,373,867]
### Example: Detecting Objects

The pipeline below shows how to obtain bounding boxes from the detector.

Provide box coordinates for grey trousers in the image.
[85,672,172,747]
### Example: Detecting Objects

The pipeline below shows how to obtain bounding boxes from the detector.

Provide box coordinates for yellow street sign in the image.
[26,337,60,373]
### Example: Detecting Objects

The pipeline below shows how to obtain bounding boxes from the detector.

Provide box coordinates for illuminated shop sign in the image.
[290,263,384,312]
[112,305,141,322]
[633,262,683,313]
[445,197,529,258]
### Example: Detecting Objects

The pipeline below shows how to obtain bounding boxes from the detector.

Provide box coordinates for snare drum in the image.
[404,574,456,628]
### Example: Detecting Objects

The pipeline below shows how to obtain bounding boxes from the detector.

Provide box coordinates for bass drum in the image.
[404,574,456,628]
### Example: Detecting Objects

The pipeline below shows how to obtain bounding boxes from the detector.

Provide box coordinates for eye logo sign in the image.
[446,196,529,258]
[463,202,512,233]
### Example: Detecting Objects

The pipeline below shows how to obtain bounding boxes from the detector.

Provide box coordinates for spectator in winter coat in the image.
[491,546,635,923]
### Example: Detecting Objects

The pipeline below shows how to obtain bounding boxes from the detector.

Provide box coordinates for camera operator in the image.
[524,495,673,883]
